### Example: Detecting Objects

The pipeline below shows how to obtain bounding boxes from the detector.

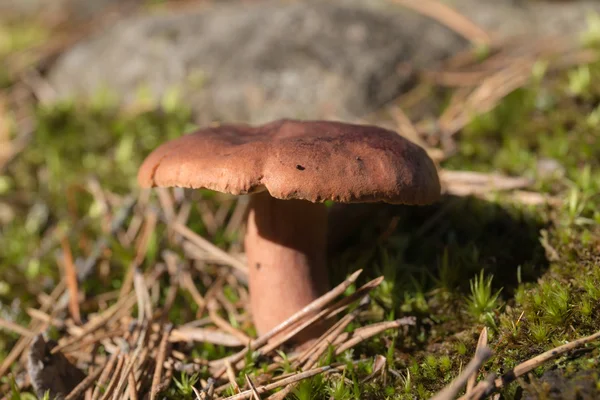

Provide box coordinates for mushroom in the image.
[138,119,440,341]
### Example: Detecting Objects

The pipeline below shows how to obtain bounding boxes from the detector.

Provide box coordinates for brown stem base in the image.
[245,192,330,341]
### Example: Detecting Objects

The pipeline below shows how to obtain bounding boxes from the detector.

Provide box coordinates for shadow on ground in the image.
[328,194,549,299]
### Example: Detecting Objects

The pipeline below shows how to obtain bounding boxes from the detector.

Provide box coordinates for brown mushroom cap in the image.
[138,119,440,205]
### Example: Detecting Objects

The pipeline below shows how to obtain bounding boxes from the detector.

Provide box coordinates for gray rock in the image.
[0,0,138,21]
[47,0,465,123]
[46,0,600,123]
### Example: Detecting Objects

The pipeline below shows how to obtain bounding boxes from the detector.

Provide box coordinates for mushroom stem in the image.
[245,192,330,341]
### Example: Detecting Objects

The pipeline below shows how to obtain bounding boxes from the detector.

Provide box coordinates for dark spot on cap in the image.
[296,165,305,171]
[255,263,261,270]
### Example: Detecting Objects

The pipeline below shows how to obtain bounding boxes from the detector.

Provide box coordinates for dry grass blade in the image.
[197,198,219,236]
[60,237,82,325]
[173,222,247,273]
[245,375,262,400]
[26,308,65,328]
[193,379,215,400]
[466,327,488,394]
[461,330,600,399]
[389,107,445,162]
[127,369,139,400]
[192,386,205,400]
[229,277,379,371]
[261,306,350,361]
[209,303,251,345]
[99,355,126,400]
[431,346,492,400]
[212,270,363,374]
[65,361,108,400]
[334,318,415,355]
[156,188,176,223]
[224,196,250,238]
[441,170,532,192]
[459,373,497,400]
[225,360,241,394]
[390,0,491,46]
[0,317,35,337]
[439,62,532,136]
[321,276,383,319]
[441,169,546,204]
[495,329,600,389]
[60,327,126,354]
[111,328,148,400]
[133,209,157,265]
[300,312,357,370]
[134,267,153,324]
[170,327,243,347]
[0,280,66,378]
[91,353,119,400]
[360,355,387,384]
[223,366,331,400]
[150,324,173,400]
[181,270,206,311]
[120,210,158,299]
[52,294,136,354]
[77,196,137,280]
[302,326,350,369]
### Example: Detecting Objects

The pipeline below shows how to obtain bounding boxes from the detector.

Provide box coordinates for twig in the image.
[133,268,153,324]
[301,312,357,369]
[65,361,108,400]
[431,346,492,400]
[334,318,415,355]
[52,294,136,354]
[360,355,387,384]
[234,277,378,369]
[173,222,247,274]
[441,170,533,193]
[150,324,173,400]
[225,360,241,394]
[389,106,445,162]
[180,270,207,312]
[26,308,65,328]
[99,355,126,400]
[211,270,363,374]
[91,353,119,400]
[170,327,243,347]
[209,304,251,345]
[223,366,332,400]
[194,379,215,400]
[127,369,138,400]
[61,237,82,325]
[0,318,35,337]
[391,0,491,46]
[111,327,148,400]
[78,196,137,280]
[0,280,65,377]
[245,375,262,400]
[224,196,250,238]
[60,327,126,354]
[120,210,158,299]
[495,330,600,389]
[197,197,219,236]
[458,373,497,400]
[466,327,488,394]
